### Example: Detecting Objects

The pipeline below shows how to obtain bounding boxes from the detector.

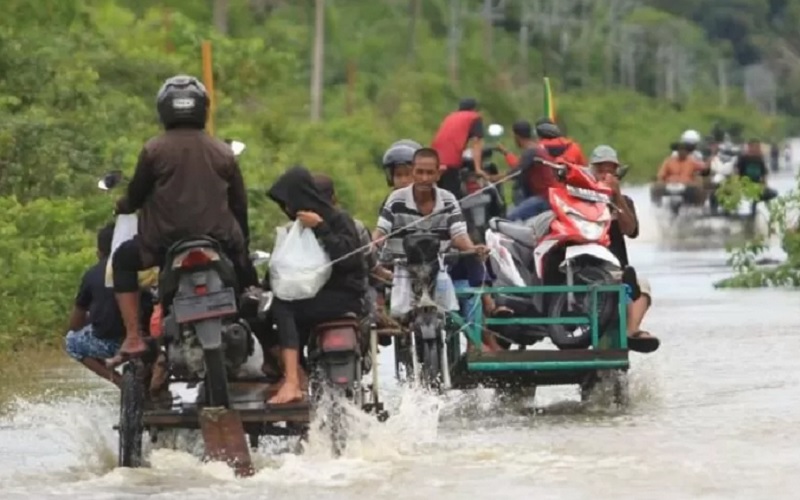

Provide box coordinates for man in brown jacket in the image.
[110,75,258,361]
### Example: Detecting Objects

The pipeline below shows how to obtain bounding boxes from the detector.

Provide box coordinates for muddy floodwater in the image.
[1,175,799,500]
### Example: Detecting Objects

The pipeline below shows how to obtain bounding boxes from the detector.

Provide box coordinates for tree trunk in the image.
[212,0,229,35]
[408,0,420,62]
[310,0,325,122]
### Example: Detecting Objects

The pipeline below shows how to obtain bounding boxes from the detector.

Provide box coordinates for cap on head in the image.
[458,98,478,111]
[590,145,619,165]
[512,120,532,139]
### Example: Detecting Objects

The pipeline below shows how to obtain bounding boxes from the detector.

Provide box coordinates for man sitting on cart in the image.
[372,147,502,351]
[589,145,660,353]
[65,224,153,386]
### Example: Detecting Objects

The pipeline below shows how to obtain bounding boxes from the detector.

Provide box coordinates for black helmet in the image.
[535,117,561,139]
[156,75,209,129]
[381,140,421,186]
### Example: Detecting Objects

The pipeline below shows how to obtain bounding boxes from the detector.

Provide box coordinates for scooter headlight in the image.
[569,215,605,240]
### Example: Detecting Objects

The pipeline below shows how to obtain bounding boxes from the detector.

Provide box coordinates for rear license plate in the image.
[173,287,237,324]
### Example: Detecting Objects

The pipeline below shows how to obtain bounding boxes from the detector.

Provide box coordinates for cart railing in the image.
[451,284,629,351]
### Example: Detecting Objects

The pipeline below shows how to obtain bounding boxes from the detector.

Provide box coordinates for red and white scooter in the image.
[486,159,622,349]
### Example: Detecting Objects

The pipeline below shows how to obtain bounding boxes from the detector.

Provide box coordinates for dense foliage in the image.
[0,0,792,349]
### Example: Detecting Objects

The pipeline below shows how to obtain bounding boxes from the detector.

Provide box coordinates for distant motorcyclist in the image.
[431,98,487,198]
[652,136,706,206]
[735,139,778,203]
[109,75,258,362]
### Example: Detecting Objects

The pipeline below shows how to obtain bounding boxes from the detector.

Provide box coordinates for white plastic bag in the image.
[389,266,412,318]
[269,220,332,301]
[104,213,138,287]
[435,256,459,311]
[486,230,525,287]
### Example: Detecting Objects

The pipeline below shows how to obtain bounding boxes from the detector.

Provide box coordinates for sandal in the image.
[628,330,660,353]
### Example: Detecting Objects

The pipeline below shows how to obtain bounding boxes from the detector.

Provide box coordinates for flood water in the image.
[1,172,799,500]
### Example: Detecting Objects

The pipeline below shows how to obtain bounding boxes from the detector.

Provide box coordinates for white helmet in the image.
[680,129,701,146]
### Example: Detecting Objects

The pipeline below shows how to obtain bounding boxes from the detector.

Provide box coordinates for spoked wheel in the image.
[547,266,619,349]
[202,348,230,407]
[118,362,146,468]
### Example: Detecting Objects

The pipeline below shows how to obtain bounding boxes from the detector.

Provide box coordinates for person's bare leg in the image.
[116,292,147,355]
[268,348,303,404]
[628,295,650,335]
[81,358,122,388]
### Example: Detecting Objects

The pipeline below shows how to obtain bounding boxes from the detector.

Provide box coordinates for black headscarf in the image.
[267,165,335,220]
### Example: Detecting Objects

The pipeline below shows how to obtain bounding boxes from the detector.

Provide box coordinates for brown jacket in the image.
[118,129,249,267]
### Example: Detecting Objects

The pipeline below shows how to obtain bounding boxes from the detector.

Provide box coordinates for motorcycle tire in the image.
[118,362,145,468]
[547,266,619,350]
[420,339,442,389]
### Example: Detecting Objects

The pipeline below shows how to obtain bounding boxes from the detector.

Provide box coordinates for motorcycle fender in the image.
[194,318,223,350]
[559,244,620,271]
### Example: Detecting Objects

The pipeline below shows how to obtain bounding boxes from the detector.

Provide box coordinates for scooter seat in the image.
[488,217,535,246]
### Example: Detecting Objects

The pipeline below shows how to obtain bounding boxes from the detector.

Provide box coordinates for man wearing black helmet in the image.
[109,75,258,361]
[431,98,486,198]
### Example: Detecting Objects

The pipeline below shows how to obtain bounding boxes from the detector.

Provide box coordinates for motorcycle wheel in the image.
[118,362,145,468]
[547,266,619,349]
[420,339,442,389]
[202,348,230,408]
[314,354,359,457]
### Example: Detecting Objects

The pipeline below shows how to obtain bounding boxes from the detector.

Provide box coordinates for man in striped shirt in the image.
[373,147,484,256]
[373,147,503,351]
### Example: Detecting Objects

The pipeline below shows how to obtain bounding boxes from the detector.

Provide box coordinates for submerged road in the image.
[1,173,798,500]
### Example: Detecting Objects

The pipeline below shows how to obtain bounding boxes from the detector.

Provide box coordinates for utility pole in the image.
[482,0,493,62]
[519,1,531,82]
[408,0,420,62]
[310,0,325,122]
[212,0,229,34]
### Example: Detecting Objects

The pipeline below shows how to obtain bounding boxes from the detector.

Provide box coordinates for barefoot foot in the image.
[267,381,303,404]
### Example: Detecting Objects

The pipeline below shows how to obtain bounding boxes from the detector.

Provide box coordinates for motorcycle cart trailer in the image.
[116,321,388,477]
[446,283,631,404]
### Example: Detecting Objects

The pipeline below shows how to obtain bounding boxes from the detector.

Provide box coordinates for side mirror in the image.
[249,250,271,266]
[616,165,629,180]
[229,140,246,157]
[487,123,504,138]
[98,170,124,191]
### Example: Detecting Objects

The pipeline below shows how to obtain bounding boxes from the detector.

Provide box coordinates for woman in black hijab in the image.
[266,165,366,403]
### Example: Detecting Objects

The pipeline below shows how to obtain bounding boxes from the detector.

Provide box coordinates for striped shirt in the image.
[375,185,467,257]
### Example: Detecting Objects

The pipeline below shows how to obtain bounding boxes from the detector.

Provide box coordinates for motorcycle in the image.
[99,140,273,407]
[486,159,622,350]
[664,182,688,216]
[389,231,467,389]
